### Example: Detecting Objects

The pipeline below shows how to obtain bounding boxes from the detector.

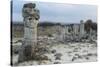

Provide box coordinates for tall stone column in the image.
[79,20,84,39]
[18,3,40,62]
[65,26,69,35]
[89,28,93,41]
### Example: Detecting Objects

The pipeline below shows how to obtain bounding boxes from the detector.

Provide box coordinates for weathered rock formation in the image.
[18,3,40,62]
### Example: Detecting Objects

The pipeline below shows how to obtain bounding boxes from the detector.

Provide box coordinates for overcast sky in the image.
[12,0,97,23]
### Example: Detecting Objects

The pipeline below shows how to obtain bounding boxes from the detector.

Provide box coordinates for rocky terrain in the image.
[11,21,97,66]
[12,38,97,66]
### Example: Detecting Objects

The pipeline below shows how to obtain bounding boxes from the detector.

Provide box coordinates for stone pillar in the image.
[62,26,66,41]
[73,24,79,35]
[89,28,93,40]
[18,3,40,62]
[79,20,84,38]
[65,26,69,35]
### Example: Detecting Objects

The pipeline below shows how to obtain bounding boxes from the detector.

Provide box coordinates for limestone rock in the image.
[18,3,41,62]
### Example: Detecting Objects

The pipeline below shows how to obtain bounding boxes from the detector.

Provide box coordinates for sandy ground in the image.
[12,38,97,66]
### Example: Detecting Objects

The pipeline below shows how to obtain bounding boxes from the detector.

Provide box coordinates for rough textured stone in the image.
[18,3,41,62]
[79,21,85,39]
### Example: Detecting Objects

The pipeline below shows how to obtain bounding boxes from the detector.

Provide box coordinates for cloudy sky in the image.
[12,0,97,23]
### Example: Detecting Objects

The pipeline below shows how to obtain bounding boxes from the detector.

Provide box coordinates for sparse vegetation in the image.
[84,19,97,33]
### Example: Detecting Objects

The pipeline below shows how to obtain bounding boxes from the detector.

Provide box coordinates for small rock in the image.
[68,51,72,54]
[13,45,20,54]
[55,56,61,60]
[54,62,61,64]
[87,53,93,56]
[85,57,89,60]
[72,57,77,61]
[75,54,82,59]
[51,49,56,54]
[54,53,62,57]
[78,55,83,59]
[75,54,79,56]
[73,48,78,52]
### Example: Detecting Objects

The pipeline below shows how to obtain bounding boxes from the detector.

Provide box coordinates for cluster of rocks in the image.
[71,53,97,62]
[54,21,97,43]
[50,49,62,64]
[37,20,97,45]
